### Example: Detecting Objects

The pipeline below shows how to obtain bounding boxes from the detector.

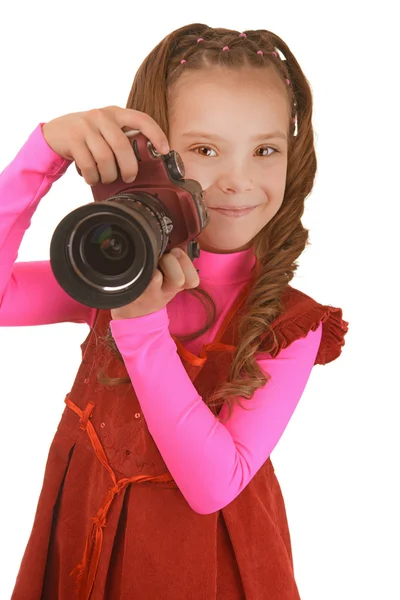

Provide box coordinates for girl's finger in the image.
[114,107,170,155]
[167,249,200,290]
[99,118,139,183]
[71,140,102,186]
[158,252,186,294]
[178,251,201,289]
[84,130,119,184]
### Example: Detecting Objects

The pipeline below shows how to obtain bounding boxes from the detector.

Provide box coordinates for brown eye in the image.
[257,146,278,157]
[192,146,216,157]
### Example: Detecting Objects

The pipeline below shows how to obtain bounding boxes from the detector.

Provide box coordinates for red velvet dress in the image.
[11,281,348,600]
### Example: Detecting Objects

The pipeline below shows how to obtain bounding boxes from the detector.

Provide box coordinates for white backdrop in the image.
[0,1,398,598]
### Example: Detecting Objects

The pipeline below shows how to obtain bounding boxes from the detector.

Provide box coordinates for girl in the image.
[0,23,349,600]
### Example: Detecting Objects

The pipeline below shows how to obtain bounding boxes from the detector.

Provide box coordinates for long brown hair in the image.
[97,23,317,422]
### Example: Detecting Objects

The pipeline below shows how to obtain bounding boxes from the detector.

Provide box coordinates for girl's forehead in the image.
[168,72,290,134]
[169,67,289,114]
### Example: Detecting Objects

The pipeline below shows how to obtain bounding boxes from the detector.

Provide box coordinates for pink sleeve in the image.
[0,124,95,327]
[110,311,323,514]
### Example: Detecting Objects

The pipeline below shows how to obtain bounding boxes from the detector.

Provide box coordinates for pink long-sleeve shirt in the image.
[0,124,322,514]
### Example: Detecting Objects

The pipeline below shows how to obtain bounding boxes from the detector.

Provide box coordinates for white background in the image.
[0,1,399,598]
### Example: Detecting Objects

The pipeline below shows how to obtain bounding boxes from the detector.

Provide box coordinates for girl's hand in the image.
[41,105,170,185]
[110,248,200,320]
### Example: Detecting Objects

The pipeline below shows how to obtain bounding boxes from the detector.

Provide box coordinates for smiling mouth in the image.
[209,206,257,218]
[210,205,257,210]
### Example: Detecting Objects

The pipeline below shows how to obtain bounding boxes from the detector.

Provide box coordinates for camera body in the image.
[49,131,209,310]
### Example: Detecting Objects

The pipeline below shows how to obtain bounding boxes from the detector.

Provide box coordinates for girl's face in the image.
[167,66,290,254]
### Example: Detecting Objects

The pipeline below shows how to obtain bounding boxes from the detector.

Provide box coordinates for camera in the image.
[49,130,209,310]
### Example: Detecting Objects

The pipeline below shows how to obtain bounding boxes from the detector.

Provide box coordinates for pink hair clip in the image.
[197,37,204,43]
[257,50,263,55]
[222,45,230,51]
[180,59,186,64]
[239,32,247,37]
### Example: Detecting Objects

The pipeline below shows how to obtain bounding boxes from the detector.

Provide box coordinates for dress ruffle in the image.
[259,287,349,365]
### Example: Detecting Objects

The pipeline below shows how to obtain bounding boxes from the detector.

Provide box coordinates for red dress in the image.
[11,281,348,600]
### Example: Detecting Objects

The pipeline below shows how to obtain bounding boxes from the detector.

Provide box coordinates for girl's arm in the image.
[0,124,95,327]
[110,309,323,514]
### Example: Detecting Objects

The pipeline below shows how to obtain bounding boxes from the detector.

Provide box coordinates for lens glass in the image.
[83,223,135,276]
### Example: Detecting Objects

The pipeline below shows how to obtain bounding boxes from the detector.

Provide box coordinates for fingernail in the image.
[161,143,170,154]
[170,248,181,258]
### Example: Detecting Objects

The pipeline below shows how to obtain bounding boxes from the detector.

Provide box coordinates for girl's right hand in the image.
[41,105,170,186]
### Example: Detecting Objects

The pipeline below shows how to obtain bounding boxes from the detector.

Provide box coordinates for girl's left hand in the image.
[110,248,200,320]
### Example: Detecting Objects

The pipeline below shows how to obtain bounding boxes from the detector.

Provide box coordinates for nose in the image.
[216,168,254,194]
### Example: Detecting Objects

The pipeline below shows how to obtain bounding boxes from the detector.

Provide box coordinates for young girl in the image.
[0,23,349,600]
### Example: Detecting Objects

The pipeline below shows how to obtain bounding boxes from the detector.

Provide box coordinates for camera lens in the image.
[82,223,135,276]
[50,192,174,309]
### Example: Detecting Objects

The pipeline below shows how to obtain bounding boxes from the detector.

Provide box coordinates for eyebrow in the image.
[181,130,287,141]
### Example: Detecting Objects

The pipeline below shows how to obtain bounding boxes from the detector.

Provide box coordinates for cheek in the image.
[180,155,212,188]
[263,195,284,222]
